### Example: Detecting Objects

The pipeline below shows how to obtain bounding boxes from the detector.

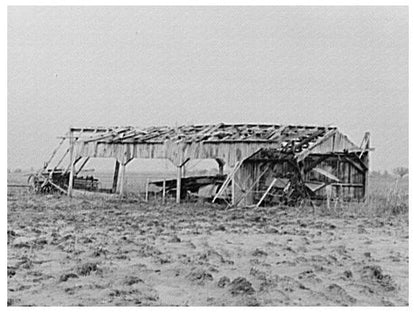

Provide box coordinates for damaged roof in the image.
[72,123,338,148]
[69,123,363,165]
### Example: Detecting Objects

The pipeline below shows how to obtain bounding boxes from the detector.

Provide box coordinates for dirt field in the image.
[7,181,408,306]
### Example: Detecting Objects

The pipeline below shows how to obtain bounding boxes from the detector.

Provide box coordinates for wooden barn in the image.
[37,123,372,207]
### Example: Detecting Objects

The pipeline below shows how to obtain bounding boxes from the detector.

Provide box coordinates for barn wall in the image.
[233,153,367,206]
[234,159,298,206]
[74,130,360,167]
[306,131,358,155]
[304,154,366,200]
[75,141,285,166]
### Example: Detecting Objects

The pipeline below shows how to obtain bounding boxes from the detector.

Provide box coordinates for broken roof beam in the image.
[295,128,338,162]
[69,127,114,133]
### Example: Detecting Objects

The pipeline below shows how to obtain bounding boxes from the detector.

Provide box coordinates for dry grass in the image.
[7,171,409,306]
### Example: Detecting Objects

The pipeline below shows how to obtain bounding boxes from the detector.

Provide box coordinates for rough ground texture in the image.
[7,189,408,306]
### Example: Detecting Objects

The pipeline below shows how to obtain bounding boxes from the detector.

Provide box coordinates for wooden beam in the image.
[304,154,331,173]
[44,136,66,169]
[291,128,326,153]
[351,153,368,171]
[296,129,338,162]
[54,148,70,171]
[359,132,371,159]
[67,129,75,197]
[344,155,365,173]
[49,179,68,195]
[176,165,182,204]
[76,157,90,175]
[231,174,236,206]
[65,156,82,174]
[234,165,269,207]
[119,162,126,197]
[255,178,277,208]
[145,178,150,202]
[112,160,120,193]
[363,132,370,202]
[212,160,242,203]
[331,183,364,187]
[312,167,340,182]
[173,157,190,204]
[162,179,166,204]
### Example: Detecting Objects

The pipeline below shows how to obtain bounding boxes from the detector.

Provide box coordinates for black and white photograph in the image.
[6,4,410,307]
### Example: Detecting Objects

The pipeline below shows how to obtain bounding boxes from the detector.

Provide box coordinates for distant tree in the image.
[7,168,11,174]
[14,168,22,173]
[393,167,408,178]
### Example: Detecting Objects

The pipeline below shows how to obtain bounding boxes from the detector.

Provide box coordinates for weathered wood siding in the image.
[74,129,359,167]
[234,160,298,206]
[304,155,366,200]
[234,153,367,206]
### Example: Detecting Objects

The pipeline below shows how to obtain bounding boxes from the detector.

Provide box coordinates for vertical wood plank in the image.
[364,132,370,203]
[112,160,120,193]
[68,128,75,197]
[231,174,236,206]
[176,166,182,204]
[162,179,166,204]
[145,178,150,202]
[119,162,126,197]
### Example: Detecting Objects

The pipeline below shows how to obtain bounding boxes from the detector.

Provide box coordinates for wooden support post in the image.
[145,178,150,202]
[364,132,370,203]
[65,156,82,174]
[212,160,242,204]
[67,129,75,197]
[76,157,90,175]
[176,165,182,204]
[231,175,236,206]
[112,160,120,193]
[216,159,225,175]
[162,179,166,204]
[44,136,66,170]
[256,178,277,208]
[234,166,269,207]
[54,148,70,170]
[182,164,186,178]
[119,162,126,197]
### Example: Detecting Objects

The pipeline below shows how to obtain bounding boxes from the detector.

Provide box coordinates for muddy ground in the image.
[7,188,408,306]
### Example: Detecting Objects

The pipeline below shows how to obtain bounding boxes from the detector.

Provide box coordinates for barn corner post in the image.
[364,131,371,203]
[175,157,190,204]
[119,162,126,198]
[67,127,75,197]
[112,159,120,194]
[176,164,182,204]
[119,145,133,198]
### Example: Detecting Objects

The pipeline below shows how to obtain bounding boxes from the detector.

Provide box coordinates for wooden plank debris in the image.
[312,167,340,182]
[212,160,242,203]
[255,178,277,208]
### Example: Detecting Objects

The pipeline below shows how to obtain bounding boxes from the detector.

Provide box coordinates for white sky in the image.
[7,6,408,172]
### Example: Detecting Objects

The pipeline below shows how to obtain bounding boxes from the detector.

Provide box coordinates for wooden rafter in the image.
[296,129,338,162]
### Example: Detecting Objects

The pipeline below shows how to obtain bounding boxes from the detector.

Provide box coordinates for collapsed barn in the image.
[32,123,372,207]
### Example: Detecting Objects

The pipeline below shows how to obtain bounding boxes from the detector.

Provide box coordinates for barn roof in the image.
[73,123,337,146]
[70,123,362,165]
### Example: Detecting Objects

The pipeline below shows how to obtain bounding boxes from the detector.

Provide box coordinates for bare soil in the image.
[7,188,408,306]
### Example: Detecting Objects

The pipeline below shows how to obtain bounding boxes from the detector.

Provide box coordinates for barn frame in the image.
[40,123,372,207]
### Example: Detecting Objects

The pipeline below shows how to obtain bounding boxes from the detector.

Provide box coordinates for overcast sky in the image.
[8,6,408,172]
